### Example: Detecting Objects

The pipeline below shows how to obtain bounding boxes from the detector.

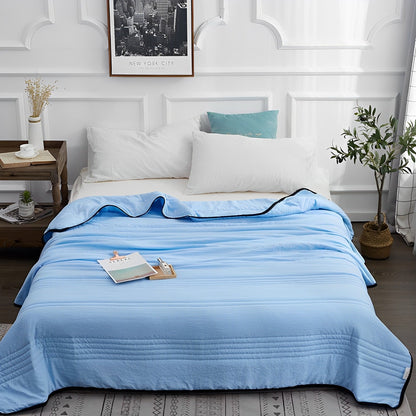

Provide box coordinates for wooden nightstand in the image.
[0,140,68,248]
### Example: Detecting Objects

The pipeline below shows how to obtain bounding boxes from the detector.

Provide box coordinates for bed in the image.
[0,115,412,413]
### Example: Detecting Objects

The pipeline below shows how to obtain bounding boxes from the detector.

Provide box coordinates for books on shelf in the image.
[0,150,56,169]
[98,251,176,283]
[0,203,54,224]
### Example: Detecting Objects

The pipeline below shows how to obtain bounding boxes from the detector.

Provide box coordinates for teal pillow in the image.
[207,110,278,138]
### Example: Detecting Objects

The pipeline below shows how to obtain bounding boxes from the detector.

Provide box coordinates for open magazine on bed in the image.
[98,251,157,283]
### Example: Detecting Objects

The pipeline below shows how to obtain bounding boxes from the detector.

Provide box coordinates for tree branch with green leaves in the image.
[330,105,416,230]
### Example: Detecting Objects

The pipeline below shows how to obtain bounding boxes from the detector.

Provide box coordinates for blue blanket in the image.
[0,190,411,413]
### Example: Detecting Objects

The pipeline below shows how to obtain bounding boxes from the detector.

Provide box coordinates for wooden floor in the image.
[0,225,415,413]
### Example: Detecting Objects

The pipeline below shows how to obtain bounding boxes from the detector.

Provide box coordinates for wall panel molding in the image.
[254,0,404,50]
[78,0,108,48]
[197,67,406,77]
[0,94,26,139]
[287,92,400,137]
[0,94,27,195]
[288,92,398,219]
[194,0,229,51]
[44,95,148,133]
[0,71,108,77]
[330,185,388,193]
[366,0,404,44]
[0,68,406,77]
[163,92,272,124]
[0,0,55,51]
[331,186,388,221]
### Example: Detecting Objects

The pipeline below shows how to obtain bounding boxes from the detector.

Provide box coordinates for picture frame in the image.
[107,0,194,77]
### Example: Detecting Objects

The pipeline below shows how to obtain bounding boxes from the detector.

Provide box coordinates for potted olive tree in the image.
[330,105,416,259]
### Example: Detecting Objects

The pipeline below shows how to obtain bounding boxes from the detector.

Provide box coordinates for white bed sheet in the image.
[70,168,331,202]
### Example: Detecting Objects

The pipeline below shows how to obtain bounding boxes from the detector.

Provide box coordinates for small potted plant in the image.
[330,105,416,259]
[19,190,35,219]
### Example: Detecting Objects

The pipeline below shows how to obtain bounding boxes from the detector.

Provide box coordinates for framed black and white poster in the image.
[107,0,194,77]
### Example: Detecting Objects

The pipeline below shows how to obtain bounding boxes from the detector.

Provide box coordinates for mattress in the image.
[0,189,411,413]
[70,167,331,202]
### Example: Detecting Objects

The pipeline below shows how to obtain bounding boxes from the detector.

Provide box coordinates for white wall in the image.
[0,0,415,220]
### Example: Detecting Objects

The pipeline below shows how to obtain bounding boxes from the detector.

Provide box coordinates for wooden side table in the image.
[0,140,68,248]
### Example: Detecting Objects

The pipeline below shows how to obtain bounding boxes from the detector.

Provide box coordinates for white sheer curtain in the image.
[396,40,416,252]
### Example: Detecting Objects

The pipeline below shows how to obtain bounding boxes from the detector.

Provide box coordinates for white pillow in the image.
[186,131,327,195]
[85,117,200,182]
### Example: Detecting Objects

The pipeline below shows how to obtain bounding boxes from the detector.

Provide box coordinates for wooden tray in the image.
[149,264,176,280]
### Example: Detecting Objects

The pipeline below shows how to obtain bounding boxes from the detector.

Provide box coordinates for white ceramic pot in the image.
[28,116,44,151]
[19,200,35,219]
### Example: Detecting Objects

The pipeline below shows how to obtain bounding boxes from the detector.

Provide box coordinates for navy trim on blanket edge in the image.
[0,363,411,411]
[43,188,317,243]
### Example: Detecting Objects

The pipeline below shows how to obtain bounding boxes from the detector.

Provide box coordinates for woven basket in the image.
[359,215,393,260]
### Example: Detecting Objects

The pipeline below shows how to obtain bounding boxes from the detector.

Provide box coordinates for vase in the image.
[18,200,35,219]
[28,116,44,151]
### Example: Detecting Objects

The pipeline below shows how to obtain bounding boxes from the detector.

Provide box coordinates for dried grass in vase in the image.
[25,78,57,118]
